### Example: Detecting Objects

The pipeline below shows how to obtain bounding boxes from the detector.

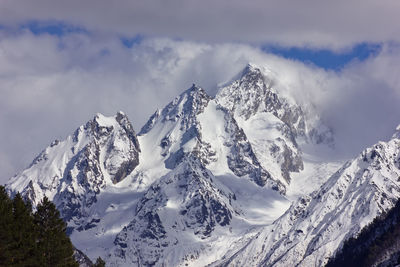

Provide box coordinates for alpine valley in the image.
[6,64,400,266]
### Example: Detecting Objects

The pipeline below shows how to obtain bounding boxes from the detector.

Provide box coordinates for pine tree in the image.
[9,192,37,266]
[0,186,13,265]
[94,257,106,267]
[34,196,78,267]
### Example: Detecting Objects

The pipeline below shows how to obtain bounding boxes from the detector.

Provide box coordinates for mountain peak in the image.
[93,112,115,126]
[215,64,272,120]
[188,83,200,91]
[86,113,120,140]
[7,110,141,227]
[242,62,262,75]
[140,84,211,135]
[116,110,125,116]
[182,83,208,99]
[92,111,128,127]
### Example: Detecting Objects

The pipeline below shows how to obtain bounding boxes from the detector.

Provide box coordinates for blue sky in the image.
[263,43,382,70]
[15,21,383,71]
[20,21,88,36]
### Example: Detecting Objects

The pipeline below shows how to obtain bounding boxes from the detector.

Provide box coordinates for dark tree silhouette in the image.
[0,187,104,266]
[34,196,78,267]
[9,192,37,266]
[326,199,400,267]
[0,186,13,265]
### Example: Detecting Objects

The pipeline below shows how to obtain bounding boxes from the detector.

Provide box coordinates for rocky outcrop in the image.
[7,112,141,231]
[73,248,94,267]
[216,64,307,185]
[109,156,237,266]
[221,106,284,191]
[212,132,400,267]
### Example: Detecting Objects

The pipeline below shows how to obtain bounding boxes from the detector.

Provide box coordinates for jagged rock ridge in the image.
[136,83,284,192]
[109,155,237,266]
[7,111,140,231]
[216,64,332,185]
[212,130,400,267]
[6,63,376,267]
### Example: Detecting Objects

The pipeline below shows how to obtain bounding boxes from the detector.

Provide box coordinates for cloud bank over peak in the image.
[1,31,400,184]
[0,0,399,50]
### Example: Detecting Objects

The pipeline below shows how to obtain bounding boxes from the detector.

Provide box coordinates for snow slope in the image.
[7,111,140,224]
[212,130,400,267]
[216,64,333,188]
[106,81,293,265]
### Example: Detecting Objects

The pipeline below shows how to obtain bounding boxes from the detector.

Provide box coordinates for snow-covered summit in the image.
[136,82,284,191]
[216,64,327,185]
[7,111,140,228]
[140,84,210,136]
[216,63,332,143]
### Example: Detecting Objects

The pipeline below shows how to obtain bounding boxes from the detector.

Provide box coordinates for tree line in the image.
[326,198,400,267]
[0,185,105,267]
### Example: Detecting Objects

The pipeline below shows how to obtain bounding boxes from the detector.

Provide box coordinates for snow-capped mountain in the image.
[6,63,396,267]
[137,83,284,191]
[106,80,292,265]
[211,128,400,267]
[216,64,333,187]
[7,111,140,231]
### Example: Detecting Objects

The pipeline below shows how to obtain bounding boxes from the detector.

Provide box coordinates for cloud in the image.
[1,32,400,185]
[0,0,399,50]
[320,44,400,156]
[0,33,247,183]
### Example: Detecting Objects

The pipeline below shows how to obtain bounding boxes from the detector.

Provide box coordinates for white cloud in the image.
[1,32,400,184]
[0,0,399,50]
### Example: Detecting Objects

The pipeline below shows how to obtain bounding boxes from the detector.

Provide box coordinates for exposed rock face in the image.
[138,83,283,192]
[139,109,161,136]
[107,82,289,265]
[144,85,217,171]
[216,64,332,186]
[141,84,211,135]
[212,133,400,267]
[221,106,282,190]
[216,64,305,138]
[109,156,237,266]
[215,65,305,184]
[7,112,140,230]
[73,248,93,267]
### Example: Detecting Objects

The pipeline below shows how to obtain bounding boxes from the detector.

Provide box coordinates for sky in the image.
[0,0,400,184]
